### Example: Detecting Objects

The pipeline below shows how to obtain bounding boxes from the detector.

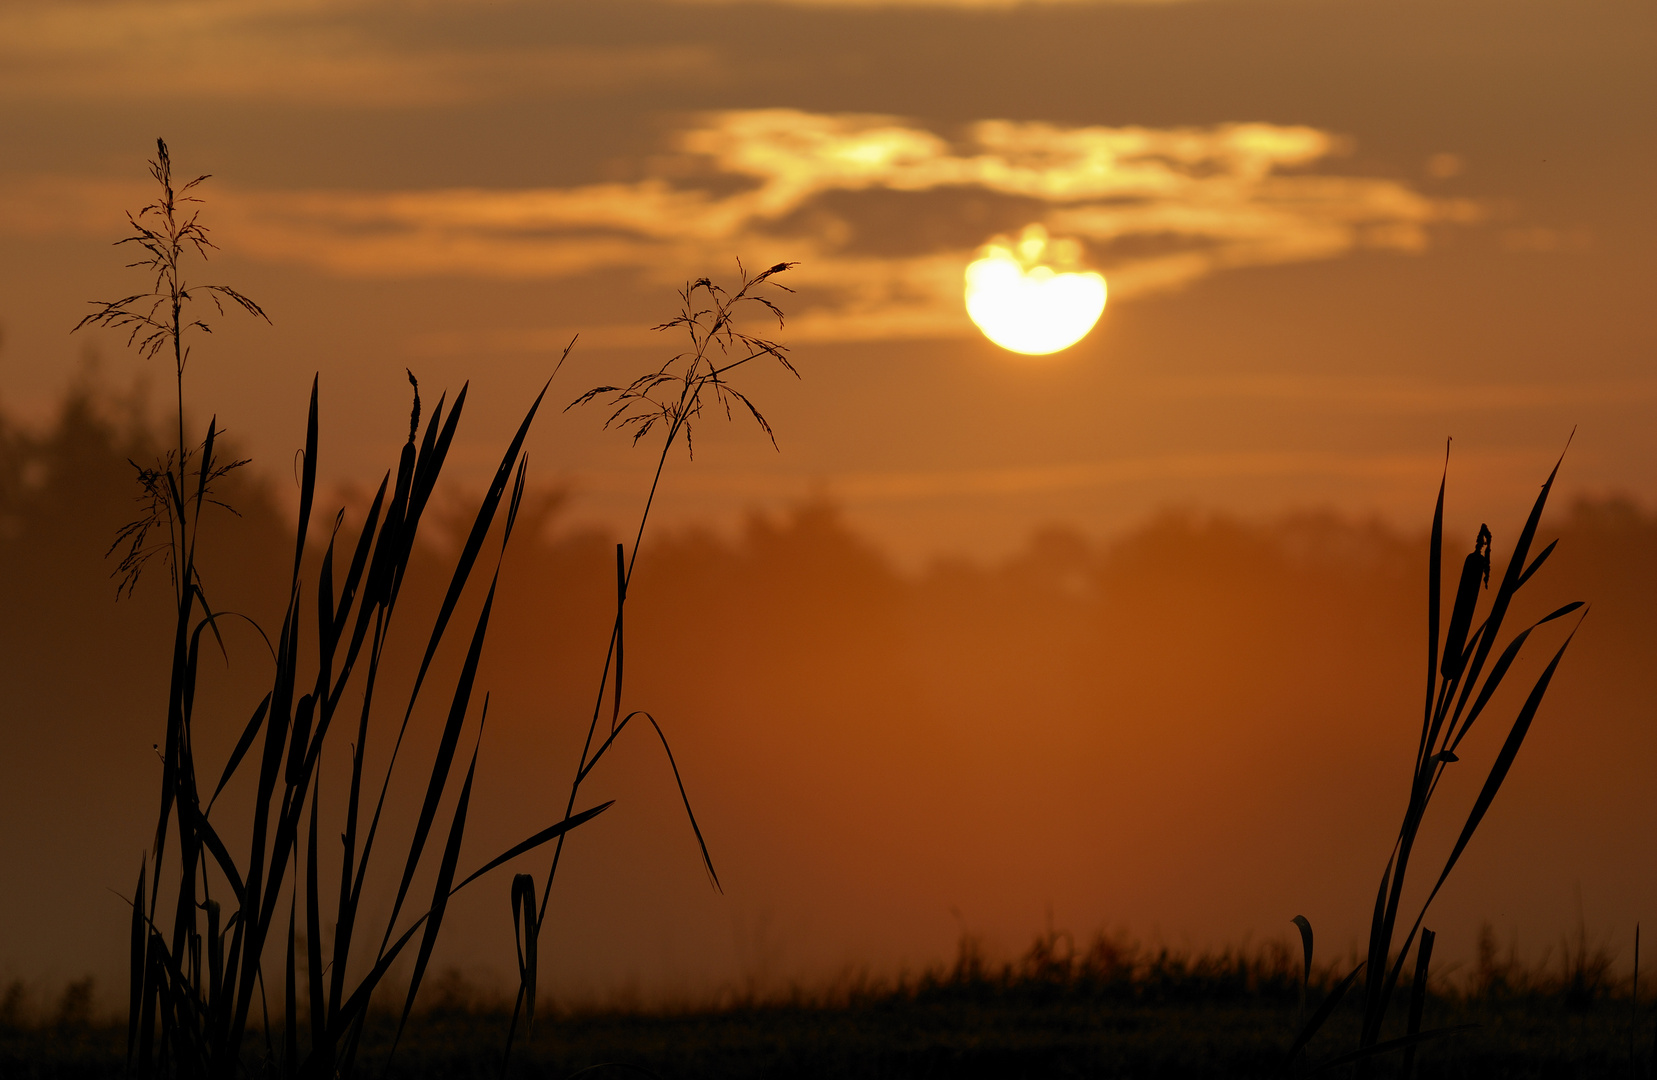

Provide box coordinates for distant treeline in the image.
[2,386,1654,1005]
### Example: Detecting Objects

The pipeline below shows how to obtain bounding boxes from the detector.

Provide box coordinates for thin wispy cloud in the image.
[0,0,717,105]
[7,110,1477,345]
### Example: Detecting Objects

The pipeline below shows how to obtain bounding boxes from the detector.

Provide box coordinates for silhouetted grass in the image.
[1286,442,1589,1077]
[7,927,1651,1079]
[75,141,795,1080]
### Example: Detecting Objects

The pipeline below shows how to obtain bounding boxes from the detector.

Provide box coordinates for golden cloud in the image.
[4,110,1480,345]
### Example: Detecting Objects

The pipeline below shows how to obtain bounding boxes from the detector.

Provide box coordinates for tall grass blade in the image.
[305,780,325,1063]
[1450,602,1583,753]
[283,899,297,1080]
[1516,538,1558,589]
[404,381,547,716]
[391,723,485,1063]
[381,578,498,950]
[291,378,318,585]
[450,801,614,892]
[1422,454,1446,755]
[128,860,146,1073]
[1401,927,1436,1078]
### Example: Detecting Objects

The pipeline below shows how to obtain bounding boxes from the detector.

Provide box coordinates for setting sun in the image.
[964,225,1107,355]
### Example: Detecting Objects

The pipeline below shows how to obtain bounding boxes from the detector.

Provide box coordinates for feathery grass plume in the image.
[1285,439,1587,1077]
[74,138,265,598]
[500,262,799,1063]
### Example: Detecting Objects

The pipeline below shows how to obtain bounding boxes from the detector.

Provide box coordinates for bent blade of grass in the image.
[1448,442,1568,719]
[450,801,614,893]
[1430,615,1586,903]
[1516,537,1558,590]
[1449,601,1584,754]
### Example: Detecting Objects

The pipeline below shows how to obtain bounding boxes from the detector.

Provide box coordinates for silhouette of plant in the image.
[499,261,798,1062]
[1285,442,1587,1077]
[79,142,789,1080]
[74,139,264,598]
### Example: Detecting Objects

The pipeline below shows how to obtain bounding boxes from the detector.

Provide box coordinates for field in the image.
[5,931,1650,1078]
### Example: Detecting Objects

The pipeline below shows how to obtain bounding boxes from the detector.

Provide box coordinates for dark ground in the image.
[6,957,1651,1079]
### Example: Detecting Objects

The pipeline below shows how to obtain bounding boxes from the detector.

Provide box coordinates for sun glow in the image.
[964,225,1106,355]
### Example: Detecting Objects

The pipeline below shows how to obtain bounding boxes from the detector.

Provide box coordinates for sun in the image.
[964,226,1107,355]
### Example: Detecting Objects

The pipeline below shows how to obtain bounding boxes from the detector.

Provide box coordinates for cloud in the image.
[4,110,1479,345]
[0,0,717,105]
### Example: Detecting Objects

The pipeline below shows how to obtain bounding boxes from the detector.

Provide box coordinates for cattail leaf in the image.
[1410,617,1585,950]
[1440,525,1491,683]
[1420,456,1446,765]
[1452,439,1569,715]
[1450,601,1582,754]
[1516,538,1558,589]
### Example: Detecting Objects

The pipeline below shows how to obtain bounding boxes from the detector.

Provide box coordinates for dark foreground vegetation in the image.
[5,928,1653,1079]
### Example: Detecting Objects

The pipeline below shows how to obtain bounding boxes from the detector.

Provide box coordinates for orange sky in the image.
[1,0,1653,562]
[0,0,1653,1005]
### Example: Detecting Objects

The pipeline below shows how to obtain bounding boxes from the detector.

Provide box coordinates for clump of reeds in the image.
[1285,442,1587,1076]
[78,140,796,1079]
